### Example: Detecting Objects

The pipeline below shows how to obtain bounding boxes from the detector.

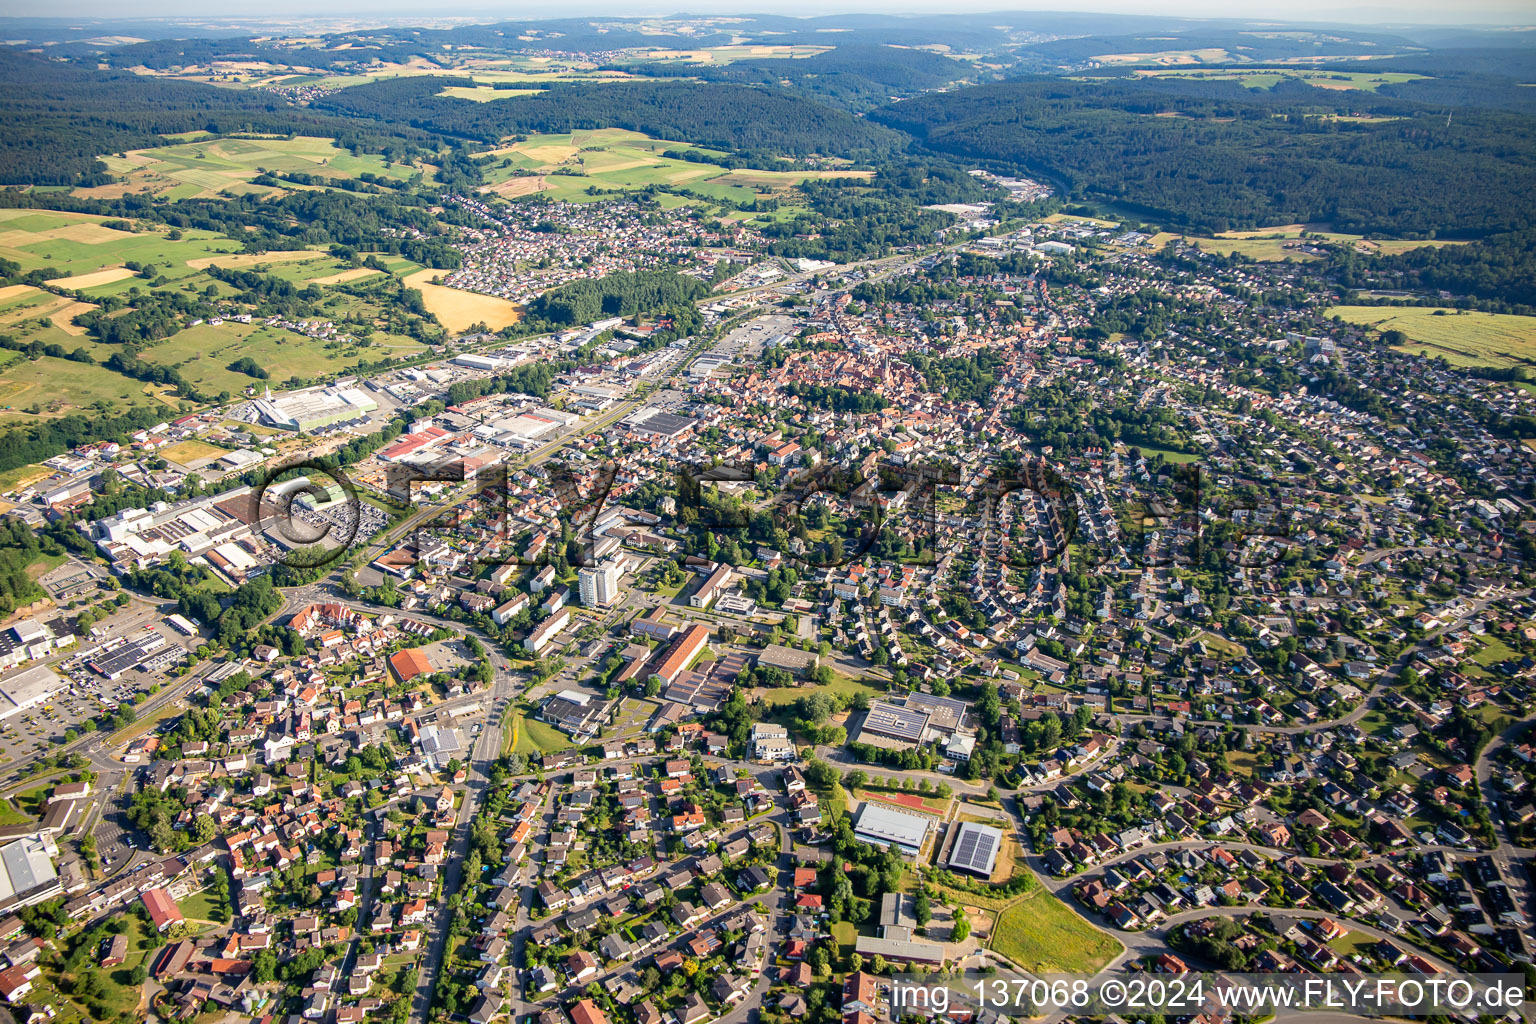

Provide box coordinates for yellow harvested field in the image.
[309,267,383,285]
[1216,223,1326,238]
[159,439,228,465]
[487,176,548,198]
[185,249,330,270]
[1327,305,1536,368]
[0,285,39,304]
[49,222,136,244]
[52,266,138,289]
[48,301,96,335]
[0,295,74,326]
[403,270,521,332]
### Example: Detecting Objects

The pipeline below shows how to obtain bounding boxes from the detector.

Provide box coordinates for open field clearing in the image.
[1129,67,1428,90]
[47,301,96,335]
[479,128,866,208]
[137,321,429,394]
[184,249,331,270]
[158,439,229,466]
[51,266,139,289]
[437,86,544,101]
[989,885,1123,974]
[0,212,245,279]
[0,355,155,423]
[402,270,521,332]
[633,44,829,63]
[1091,47,1237,65]
[1158,226,1459,262]
[1327,305,1536,368]
[309,267,385,285]
[92,135,431,200]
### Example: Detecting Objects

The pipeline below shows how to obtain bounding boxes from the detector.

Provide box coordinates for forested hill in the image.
[313,78,903,159]
[615,45,974,111]
[0,50,439,186]
[870,77,1536,237]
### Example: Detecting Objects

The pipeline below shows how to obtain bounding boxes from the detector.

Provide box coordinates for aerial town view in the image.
[0,2,1533,1024]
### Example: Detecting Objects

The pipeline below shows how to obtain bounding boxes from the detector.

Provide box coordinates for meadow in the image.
[1127,67,1429,91]
[989,885,1123,974]
[1326,305,1536,368]
[478,128,871,216]
[0,212,448,426]
[90,135,431,201]
[1151,224,1461,263]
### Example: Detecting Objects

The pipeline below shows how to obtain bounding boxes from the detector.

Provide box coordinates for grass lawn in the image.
[989,885,1122,974]
[505,709,570,756]
[1327,305,1536,368]
[760,670,881,706]
[1196,631,1245,657]
[1474,636,1518,667]
[830,920,858,951]
[0,799,34,825]
[178,888,229,923]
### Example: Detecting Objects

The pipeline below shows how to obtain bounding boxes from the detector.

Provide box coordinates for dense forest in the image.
[871,77,1536,237]
[613,44,974,112]
[527,270,708,326]
[1335,227,1536,312]
[0,51,440,186]
[314,78,902,159]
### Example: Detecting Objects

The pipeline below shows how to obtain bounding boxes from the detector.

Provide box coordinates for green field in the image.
[0,210,445,427]
[480,128,869,211]
[989,887,1123,974]
[0,210,243,278]
[759,669,882,706]
[0,353,167,424]
[504,709,571,756]
[179,888,230,923]
[92,135,431,201]
[1127,67,1428,91]
[1327,305,1536,368]
[137,318,427,396]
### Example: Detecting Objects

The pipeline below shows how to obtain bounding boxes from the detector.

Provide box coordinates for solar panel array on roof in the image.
[862,700,929,742]
[947,821,1003,877]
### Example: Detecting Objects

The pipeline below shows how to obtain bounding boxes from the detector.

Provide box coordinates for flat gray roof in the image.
[0,836,57,901]
[0,665,66,716]
[854,802,931,854]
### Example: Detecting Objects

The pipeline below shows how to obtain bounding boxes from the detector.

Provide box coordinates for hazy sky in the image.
[4,0,1532,26]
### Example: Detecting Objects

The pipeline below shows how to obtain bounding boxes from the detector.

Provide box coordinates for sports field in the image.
[92,135,430,200]
[1326,305,1536,368]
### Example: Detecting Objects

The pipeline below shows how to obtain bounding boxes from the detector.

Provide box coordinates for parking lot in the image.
[0,599,196,774]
